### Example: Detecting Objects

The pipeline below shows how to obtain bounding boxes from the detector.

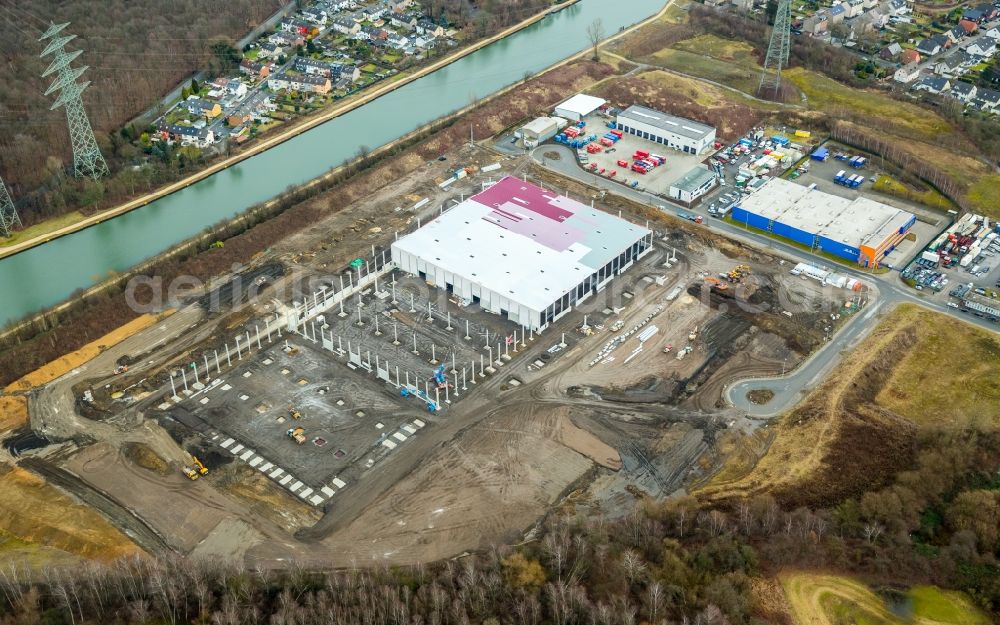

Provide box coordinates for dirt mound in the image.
[123,443,170,476]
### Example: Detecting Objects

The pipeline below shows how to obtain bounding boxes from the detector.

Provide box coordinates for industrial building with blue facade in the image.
[731,178,916,268]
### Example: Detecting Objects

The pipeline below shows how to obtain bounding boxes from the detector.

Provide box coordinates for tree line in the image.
[0,426,995,624]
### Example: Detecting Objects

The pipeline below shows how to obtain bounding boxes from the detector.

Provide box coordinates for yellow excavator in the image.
[191,456,209,475]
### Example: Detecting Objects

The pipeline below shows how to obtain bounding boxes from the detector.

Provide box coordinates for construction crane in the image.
[191,456,208,475]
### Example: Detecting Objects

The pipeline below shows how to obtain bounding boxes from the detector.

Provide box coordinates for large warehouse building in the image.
[731,178,916,268]
[391,176,653,331]
[615,105,716,155]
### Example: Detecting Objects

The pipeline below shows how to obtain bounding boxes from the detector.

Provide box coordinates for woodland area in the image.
[0,428,995,624]
[0,0,285,223]
[0,0,558,227]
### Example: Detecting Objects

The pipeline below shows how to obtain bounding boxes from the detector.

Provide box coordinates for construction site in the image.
[5,141,862,565]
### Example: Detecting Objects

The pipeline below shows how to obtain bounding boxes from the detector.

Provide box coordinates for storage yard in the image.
[906,212,1000,322]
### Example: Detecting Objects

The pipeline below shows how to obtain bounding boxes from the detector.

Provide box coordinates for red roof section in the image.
[958,19,979,33]
[900,49,921,64]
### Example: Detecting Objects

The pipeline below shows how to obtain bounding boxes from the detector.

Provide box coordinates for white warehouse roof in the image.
[554,93,606,118]
[738,178,915,249]
[391,176,650,312]
[618,105,715,142]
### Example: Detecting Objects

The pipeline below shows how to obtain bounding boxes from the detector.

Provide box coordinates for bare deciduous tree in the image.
[586,18,604,61]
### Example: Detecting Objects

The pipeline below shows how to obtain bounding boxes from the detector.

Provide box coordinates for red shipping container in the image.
[610,129,623,138]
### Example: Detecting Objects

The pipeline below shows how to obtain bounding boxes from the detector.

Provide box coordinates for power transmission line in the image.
[0,175,22,237]
[40,22,109,180]
[758,0,791,97]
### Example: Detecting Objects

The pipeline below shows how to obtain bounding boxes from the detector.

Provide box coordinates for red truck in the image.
[616,159,629,167]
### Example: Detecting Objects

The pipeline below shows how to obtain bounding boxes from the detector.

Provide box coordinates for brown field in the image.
[0,464,142,562]
[592,70,763,139]
[697,304,996,507]
[0,396,28,434]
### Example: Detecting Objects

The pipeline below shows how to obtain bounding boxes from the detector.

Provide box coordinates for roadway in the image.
[530,144,999,416]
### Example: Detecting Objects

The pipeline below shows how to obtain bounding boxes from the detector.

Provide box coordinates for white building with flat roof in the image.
[731,178,916,267]
[616,105,717,154]
[391,176,653,330]
[554,94,606,121]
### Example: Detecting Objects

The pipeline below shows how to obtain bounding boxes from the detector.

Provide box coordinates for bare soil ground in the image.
[0,462,142,562]
[301,402,601,565]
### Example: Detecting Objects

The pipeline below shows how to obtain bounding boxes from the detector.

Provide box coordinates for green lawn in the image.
[967,174,1000,219]
[872,175,956,212]
[0,211,86,249]
[909,586,991,625]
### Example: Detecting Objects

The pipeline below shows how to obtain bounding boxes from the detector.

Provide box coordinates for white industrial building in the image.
[616,105,717,154]
[391,176,653,331]
[669,166,718,204]
[517,116,568,147]
[553,93,606,121]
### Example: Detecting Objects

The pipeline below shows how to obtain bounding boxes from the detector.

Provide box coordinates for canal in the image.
[1,0,665,325]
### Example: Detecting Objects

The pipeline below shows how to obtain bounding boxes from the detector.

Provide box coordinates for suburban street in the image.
[530,144,999,416]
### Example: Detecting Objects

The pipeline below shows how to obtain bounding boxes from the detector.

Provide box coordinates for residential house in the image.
[887,0,909,15]
[352,27,372,41]
[412,34,436,48]
[416,19,445,37]
[301,7,328,25]
[900,48,921,64]
[180,98,222,119]
[862,0,879,10]
[280,17,319,38]
[915,38,941,56]
[893,61,921,82]
[228,112,253,127]
[268,72,332,94]
[324,0,357,10]
[387,32,409,48]
[913,75,951,93]
[259,42,282,59]
[161,124,215,148]
[239,59,271,80]
[860,8,889,30]
[958,19,979,35]
[361,5,388,21]
[973,87,1000,111]
[332,17,361,35]
[385,0,413,9]
[292,57,360,81]
[391,11,419,29]
[945,26,965,43]
[730,0,753,10]
[845,0,865,18]
[963,4,998,23]
[986,27,1000,39]
[225,78,248,98]
[950,81,977,102]
[968,36,998,57]
[362,25,387,41]
[803,13,830,35]
[935,51,971,75]
[879,42,902,59]
[269,31,304,48]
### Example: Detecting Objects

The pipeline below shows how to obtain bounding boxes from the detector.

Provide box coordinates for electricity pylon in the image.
[39,22,109,181]
[0,177,21,238]
[758,0,792,97]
